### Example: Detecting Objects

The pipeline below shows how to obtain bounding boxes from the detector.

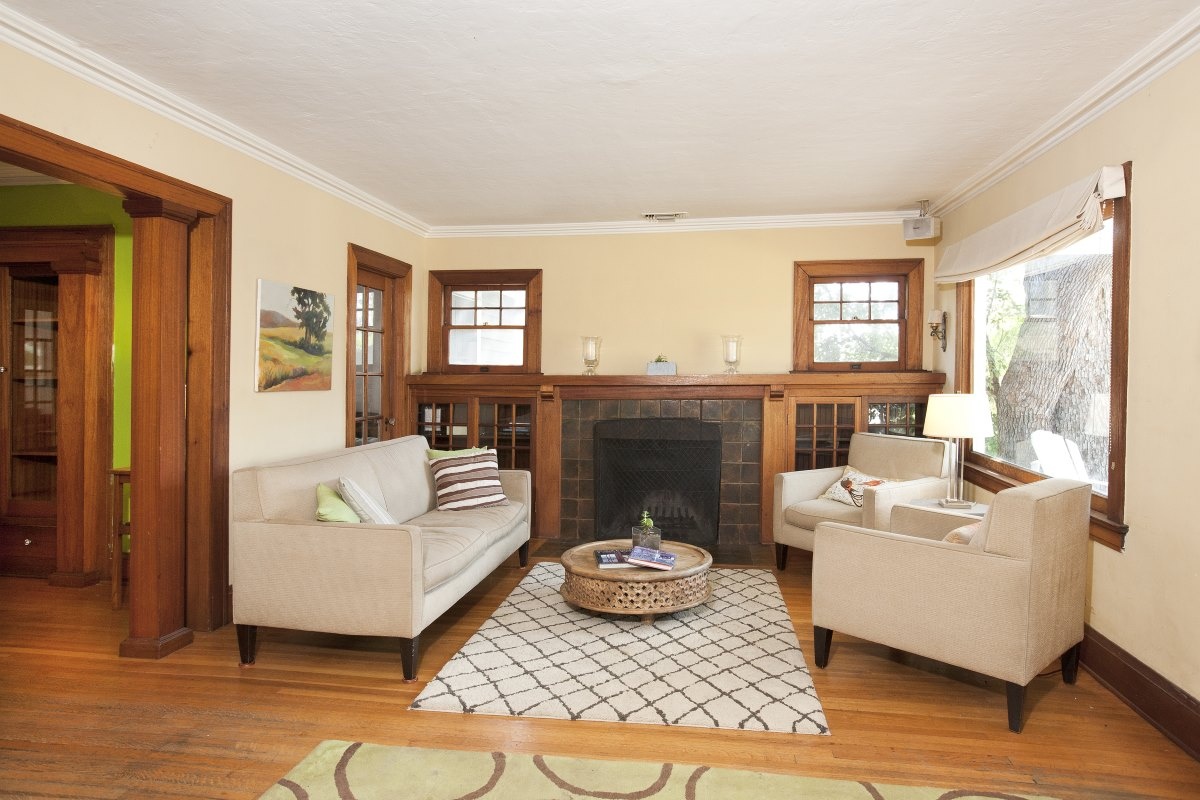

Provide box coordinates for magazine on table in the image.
[625,545,676,570]
[594,548,637,569]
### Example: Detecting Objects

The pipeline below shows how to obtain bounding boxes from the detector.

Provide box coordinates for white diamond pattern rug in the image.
[410,562,829,734]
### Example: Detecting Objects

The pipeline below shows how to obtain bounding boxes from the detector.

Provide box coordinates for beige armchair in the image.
[811,478,1092,732]
[772,432,951,569]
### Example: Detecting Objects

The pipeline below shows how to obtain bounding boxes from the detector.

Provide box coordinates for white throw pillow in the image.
[336,476,398,525]
[943,521,983,545]
[821,465,889,508]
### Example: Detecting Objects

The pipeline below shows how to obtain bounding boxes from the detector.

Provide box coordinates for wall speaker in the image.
[903,216,942,241]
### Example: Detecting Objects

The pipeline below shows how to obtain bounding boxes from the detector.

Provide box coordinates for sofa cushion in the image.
[428,449,509,511]
[821,465,889,507]
[785,497,863,531]
[408,500,528,547]
[316,483,359,523]
[338,476,398,525]
[421,526,490,591]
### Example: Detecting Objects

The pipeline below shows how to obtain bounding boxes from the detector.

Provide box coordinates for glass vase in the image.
[631,526,661,550]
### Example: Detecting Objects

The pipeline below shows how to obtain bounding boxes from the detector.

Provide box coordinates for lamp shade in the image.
[923,393,994,438]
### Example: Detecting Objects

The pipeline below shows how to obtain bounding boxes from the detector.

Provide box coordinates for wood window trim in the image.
[792,259,923,372]
[954,161,1131,551]
[345,244,412,447]
[426,269,542,375]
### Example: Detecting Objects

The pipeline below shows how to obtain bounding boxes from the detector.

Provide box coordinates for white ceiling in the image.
[2,1,1199,231]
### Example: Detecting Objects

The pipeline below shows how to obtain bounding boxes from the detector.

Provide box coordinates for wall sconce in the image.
[927,309,947,352]
[581,336,601,375]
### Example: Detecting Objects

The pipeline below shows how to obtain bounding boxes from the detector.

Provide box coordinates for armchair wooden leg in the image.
[775,543,789,571]
[400,635,420,682]
[1062,642,1081,684]
[236,624,257,666]
[1006,682,1025,733]
[517,541,530,567]
[813,626,832,668]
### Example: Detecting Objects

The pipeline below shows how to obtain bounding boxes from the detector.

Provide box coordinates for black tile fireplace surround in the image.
[559,399,763,546]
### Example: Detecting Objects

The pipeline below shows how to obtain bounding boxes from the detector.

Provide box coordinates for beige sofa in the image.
[231,434,530,680]
[772,432,951,568]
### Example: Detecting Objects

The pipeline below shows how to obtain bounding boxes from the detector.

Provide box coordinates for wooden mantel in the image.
[408,371,948,542]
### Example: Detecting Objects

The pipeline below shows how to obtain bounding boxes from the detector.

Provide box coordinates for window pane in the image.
[451,290,475,308]
[502,308,526,326]
[501,290,526,308]
[477,309,501,326]
[814,323,899,362]
[366,376,381,415]
[871,302,899,320]
[366,331,382,372]
[478,290,501,308]
[448,328,524,365]
[972,220,1112,495]
[813,284,840,302]
[814,303,840,321]
[843,302,869,320]
[843,282,870,301]
[355,330,365,371]
[871,282,898,300]
[451,309,475,325]
[366,288,382,327]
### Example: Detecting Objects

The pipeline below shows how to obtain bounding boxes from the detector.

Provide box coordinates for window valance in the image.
[935,165,1126,284]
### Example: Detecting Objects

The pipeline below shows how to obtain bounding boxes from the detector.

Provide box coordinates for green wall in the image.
[0,183,132,468]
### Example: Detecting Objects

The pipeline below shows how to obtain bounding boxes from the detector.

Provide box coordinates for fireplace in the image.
[593,418,722,547]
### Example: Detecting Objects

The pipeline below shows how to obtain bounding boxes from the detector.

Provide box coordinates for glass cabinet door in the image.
[4,273,58,516]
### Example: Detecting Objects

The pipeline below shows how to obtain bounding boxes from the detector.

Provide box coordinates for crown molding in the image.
[931,7,1200,216]
[0,5,431,237]
[426,210,916,238]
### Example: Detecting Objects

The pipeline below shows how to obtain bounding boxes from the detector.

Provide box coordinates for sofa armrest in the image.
[499,469,531,510]
[890,503,981,540]
[231,519,426,638]
[861,476,951,531]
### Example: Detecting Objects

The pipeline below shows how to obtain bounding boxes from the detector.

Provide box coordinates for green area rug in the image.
[260,740,1061,800]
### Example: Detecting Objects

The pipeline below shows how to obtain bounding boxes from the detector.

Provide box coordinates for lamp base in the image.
[939,498,975,509]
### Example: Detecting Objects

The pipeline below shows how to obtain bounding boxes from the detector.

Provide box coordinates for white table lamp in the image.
[923,393,994,508]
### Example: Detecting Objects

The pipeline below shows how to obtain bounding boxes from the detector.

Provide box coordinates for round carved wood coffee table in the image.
[560,539,713,625]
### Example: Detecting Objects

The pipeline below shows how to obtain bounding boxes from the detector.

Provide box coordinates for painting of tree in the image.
[255,279,334,391]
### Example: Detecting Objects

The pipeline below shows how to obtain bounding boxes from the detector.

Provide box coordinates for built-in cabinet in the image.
[408,372,946,544]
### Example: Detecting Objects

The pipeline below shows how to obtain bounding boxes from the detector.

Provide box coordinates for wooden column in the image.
[120,197,196,658]
[760,385,789,544]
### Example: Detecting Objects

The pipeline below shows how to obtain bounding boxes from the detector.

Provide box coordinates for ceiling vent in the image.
[642,212,688,222]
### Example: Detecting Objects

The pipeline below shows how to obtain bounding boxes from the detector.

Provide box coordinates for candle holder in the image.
[581,336,601,375]
[721,334,742,374]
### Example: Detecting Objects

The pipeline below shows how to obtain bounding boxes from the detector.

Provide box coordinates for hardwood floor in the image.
[1,543,1197,799]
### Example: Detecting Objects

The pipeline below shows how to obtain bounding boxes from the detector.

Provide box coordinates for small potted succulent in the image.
[645,353,677,376]
[632,509,662,550]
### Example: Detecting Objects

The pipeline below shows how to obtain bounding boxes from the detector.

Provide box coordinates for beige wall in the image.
[0,41,427,469]
[937,50,1200,698]
[425,229,936,375]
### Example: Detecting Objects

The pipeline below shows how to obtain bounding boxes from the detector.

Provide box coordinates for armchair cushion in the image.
[785,498,863,531]
[943,521,984,546]
[820,465,889,507]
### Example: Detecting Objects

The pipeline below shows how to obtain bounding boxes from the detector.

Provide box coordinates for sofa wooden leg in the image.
[1061,642,1081,684]
[1006,682,1025,732]
[775,543,789,571]
[517,541,530,567]
[813,626,832,668]
[236,624,257,666]
[400,635,420,682]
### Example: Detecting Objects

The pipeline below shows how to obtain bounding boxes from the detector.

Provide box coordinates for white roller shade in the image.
[935,165,1126,284]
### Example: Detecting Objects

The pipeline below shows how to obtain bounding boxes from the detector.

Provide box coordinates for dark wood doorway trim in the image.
[0,113,233,656]
[346,244,412,446]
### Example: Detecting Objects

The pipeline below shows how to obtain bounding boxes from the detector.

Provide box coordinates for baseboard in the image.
[48,570,101,587]
[1082,624,1200,761]
[119,627,194,659]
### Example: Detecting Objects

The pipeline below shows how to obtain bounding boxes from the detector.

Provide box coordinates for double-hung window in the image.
[427,270,542,374]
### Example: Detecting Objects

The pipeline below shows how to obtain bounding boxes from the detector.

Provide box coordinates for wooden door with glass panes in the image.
[0,268,59,576]
[352,270,400,446]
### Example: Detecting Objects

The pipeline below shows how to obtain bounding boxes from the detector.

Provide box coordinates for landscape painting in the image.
[255,279,333,392]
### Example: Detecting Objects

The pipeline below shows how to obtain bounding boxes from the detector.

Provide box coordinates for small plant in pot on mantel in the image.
[633,509,662,550]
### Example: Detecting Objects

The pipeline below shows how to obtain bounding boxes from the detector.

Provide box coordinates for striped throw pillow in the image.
[428,449,510,511]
